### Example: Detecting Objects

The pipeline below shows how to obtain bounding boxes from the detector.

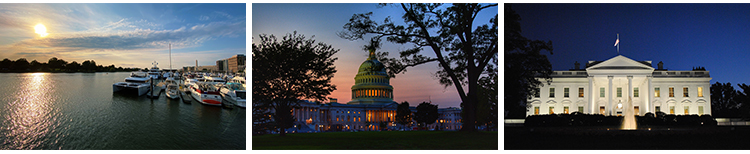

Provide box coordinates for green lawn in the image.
[252,131,498,150]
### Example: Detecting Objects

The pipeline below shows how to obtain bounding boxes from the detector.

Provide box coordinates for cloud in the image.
[199,15,210,21]
[7,20,245,52]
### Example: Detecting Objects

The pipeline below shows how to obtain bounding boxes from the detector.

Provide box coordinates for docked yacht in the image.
[147,61,161,80]
[164,78,180,99]
[113,72,151,96]
[220,82,246,108]
[189,82,223,106]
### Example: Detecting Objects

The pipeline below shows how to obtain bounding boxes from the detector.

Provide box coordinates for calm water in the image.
[0,72,246,150]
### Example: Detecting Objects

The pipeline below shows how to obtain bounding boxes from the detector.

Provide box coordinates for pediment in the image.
[586,55,654,71]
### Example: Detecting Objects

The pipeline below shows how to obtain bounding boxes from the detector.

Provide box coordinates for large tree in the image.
[711,82,738,117]
[415,102,439,128]
[504,4,554,118]
[253,31,338,136]
[395,101,413,128]
[339,3,497,131]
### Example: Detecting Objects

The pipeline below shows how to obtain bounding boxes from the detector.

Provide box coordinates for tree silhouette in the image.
[339,3,497,131]
[504,4,554,118]
[253,31,338,136]
[13,58,29,71]
[415,102,439,128]
[395,101,413,128]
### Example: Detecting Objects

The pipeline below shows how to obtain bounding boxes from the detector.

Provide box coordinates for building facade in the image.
[216,54,245,73]
[282,49,462,132]
[527,55,712,117]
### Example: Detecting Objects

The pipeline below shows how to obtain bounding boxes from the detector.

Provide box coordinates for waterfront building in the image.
[527,55,712,117]
[281,49,463,132]
[216,54,245,73]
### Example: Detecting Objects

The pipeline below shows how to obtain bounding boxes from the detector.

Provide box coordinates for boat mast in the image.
[169,43,172,70]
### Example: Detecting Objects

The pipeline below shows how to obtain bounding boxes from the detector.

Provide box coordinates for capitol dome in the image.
[347,49,395,105]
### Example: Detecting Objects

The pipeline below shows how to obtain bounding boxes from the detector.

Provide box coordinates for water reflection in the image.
[3,73,56,149]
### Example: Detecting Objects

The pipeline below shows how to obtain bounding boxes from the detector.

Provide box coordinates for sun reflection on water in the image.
[2,73,57,149]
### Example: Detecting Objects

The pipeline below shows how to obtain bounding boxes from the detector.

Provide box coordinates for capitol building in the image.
[527,55,712,117]
[287,49,462,132]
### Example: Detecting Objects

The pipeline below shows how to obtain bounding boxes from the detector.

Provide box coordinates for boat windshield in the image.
[228,83,245,91]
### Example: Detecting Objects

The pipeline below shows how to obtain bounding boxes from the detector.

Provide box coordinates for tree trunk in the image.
[279,127,286,136]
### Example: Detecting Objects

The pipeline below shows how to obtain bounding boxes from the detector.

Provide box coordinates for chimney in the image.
[574,61,580,70]
[657,61,663,70]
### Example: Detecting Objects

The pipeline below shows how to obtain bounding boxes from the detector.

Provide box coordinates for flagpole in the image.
[617,33,619,54]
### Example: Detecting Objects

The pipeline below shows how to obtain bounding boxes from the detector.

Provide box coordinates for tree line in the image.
[710,82,750,118]
[0,57,141,73]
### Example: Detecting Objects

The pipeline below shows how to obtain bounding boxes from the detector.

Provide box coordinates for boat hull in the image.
[189,87,222,106]
[113,82,150,96]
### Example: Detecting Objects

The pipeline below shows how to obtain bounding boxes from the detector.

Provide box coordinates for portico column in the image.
[628,76,633,115]
[608,76,613,116]
[588,76,594,114]
[647,76,652,114]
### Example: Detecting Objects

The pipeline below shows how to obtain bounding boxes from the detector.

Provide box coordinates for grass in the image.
[252,131,498,150]
[505,126,750,149]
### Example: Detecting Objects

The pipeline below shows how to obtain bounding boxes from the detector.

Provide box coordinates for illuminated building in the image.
[282,49,463,133]
[527,55,712,116]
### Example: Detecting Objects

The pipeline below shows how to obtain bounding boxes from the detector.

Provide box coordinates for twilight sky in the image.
[0,3,246,69]
[252,3,498,108]
[510,3,750,88]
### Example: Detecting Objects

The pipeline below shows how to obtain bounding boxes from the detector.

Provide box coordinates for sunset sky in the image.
[0,3,246,69]
[252,3,498,108]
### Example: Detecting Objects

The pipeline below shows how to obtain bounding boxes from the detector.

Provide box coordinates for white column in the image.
[588,76,594,114]
[608,76,613,116]
[647,76,652,114]
[628,76,633,115]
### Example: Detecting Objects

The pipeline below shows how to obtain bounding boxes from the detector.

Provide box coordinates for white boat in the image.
[220,82,246,108]
[164,78,180,99]
[147,61,161,80]
[113,72,151,96]
[189,82,223,106]
[202,75,226,84]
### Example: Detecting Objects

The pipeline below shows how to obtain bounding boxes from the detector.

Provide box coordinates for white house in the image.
[527,55,711,116]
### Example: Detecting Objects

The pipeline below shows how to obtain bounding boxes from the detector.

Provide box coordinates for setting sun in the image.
[34,24,48,37]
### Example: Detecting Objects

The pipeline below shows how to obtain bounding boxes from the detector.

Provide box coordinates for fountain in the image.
[621,97,637,130]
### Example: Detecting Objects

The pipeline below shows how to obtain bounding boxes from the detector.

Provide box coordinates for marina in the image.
[0,72,246,149]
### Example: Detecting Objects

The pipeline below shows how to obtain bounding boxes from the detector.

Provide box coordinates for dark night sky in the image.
[509,3,750,86]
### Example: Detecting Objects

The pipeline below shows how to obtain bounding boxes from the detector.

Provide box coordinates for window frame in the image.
[564,87,570,98]
[617,87,622,97]
[683,87,689,97]
[634,87,639,97]
[600,87,605,97]
[698,87,704,97]
[655,87,661,97]
[549,88,555,98]
[578,87,584,97]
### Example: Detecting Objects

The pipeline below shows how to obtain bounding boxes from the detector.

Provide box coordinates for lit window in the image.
[698,87,704,97]
[534,107,539,115]
[600,87,605,97]
[564,88,569,98]
[699,106,704,115]
[578,106,584,112]
[669,87,674,97]
[564,106,569,114]
[617,87,622,97]
[684,106,689,114]
[655,87,660,97]
[634,106,639,116]
[683,87,689,97]
[600,107,605,115]
[634,87,639,97]
[549,107,554,114]
[549,88,555,97]
[578,88,584,97]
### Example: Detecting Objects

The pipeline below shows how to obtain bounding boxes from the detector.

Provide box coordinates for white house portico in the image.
[528,55,712,117]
